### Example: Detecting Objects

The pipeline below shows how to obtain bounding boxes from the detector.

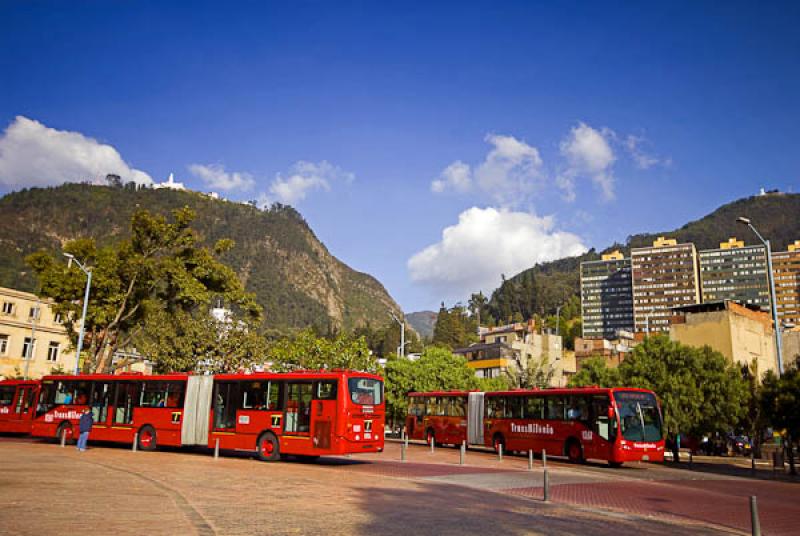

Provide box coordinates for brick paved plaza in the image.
[1,437,797,535]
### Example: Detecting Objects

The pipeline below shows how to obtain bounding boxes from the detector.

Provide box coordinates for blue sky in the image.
[1,1,799,312]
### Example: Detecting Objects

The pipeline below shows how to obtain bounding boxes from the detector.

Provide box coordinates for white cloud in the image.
[188,163,254,191]
[558,122,616,201]
[408,207,586,300]
[431,134,543,206]
[262,160,354,206]
[431,161,472,193]
[0,116,152,188]
[624,135,669,170]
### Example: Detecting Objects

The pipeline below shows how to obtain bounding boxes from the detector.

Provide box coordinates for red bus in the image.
[405,391,469,446]
[0,380,40,434]
[31,370,384,461]
[407,387,664,466]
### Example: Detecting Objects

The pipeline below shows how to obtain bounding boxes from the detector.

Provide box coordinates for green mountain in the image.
[0,183,402,332]
[406,310,437,339]
[487,192,800,321]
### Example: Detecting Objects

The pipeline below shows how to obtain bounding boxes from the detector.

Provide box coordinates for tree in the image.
[618,336,749,453]
[266,329,377,373]
[760,366,800,475]
[568,357,621,387]
[431,303,478,349]
[135,308,267,374]
[27,208,260,372]
[507,356,555,389]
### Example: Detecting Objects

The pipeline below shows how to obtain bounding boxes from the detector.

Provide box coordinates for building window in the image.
[2,302,13,315]
[0,334,7,355]
[54,313,63,324]
[22,337,36,359]
[29,306,40,320]
[47,342,60,362]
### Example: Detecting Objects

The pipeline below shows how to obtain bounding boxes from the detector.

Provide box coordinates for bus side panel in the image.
[134,407,183,447]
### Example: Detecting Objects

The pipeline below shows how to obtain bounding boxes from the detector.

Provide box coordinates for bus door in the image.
[90,382,113,430]
[213,382,239,431]
[112,382,137,428]
[284,382,312,436]
[13,385,35,427]
[588,395,614,459]
[311,380,337,449]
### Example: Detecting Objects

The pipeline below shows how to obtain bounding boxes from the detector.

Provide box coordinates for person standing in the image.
[77,407,93,452]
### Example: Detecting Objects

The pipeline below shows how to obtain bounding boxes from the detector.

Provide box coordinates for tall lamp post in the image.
[737,217,784,376]
[389,311,405,358]
[64,253,92,375]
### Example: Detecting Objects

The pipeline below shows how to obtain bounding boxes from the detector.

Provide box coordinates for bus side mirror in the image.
[607,407,615,419]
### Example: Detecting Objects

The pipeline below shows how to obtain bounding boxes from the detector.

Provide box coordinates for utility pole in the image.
[555,305,562,336]
[23,298,40,380]
[389,311,405,358]
[64,253,92,375]
[738,217,784,375]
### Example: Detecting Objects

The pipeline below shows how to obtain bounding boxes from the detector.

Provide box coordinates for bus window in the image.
[615,391,662,442]
[113,383,137,425]
[315,381,337,401]
[90,382,111,423]
[213,382,239,430]
[242,382,267,409]
[55,381,89,405]
[524,397,544,419]
[141,382,184,408]
[505,397,522,419]
[591,395,614,441]
[450,398,465,417]
[347,378,382,405]
[486,397,504,419]
[266,381,283,410]
[545,396,566,420]
[566,396,590,422]
[286,382,313,433]
[0,386,14,406]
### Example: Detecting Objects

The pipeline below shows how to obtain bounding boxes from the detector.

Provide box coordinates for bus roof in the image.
[407,390,472,397]
[0,379,40,386]
[40,370,384,383]
[484,386,656,397]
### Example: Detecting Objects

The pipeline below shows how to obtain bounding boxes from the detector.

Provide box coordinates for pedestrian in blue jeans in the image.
[77,407,93,452]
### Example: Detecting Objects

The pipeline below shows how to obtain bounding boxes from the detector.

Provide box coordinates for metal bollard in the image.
[528,449,533,471]
[60,429,66,448]
[750,495,761,536]
[460,441,465,465]
[132,433,138,452]
[214,438,219,459]
[751,454,756,474]
[689,450,693,469]
[542,449,547,469]
[498,443,503,462]
[401,442,406,462]
[543,468,550,502]
[430,438,435,454]
[405,434,409,449]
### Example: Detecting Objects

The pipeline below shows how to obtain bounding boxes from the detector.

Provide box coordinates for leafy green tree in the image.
[568,357,621,387]
[135,309,267,373]
[506,356,555,389]
[760,366,800,475]
[619,336,749,447]
[266,329,377,373]
[432,303,477,349]
[27,208,260,372]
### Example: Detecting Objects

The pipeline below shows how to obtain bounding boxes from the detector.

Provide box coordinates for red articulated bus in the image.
[0,379,41,434]
[405,391,469,446]
[31,370,384,461]
[407,387,665,467]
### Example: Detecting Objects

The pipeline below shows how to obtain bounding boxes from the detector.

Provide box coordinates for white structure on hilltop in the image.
[153,173,186,191]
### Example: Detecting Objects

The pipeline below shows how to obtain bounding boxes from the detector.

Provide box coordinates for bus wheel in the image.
[257,433,281,462]
[138,425,157,451]
[566,439,584,464]
[56,422,74,444]
[493,434,505,454]
[425,429,435,446]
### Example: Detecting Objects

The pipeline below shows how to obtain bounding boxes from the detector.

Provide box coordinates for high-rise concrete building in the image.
[580,250,634,339]
[699,237,769,309]
[631,237,701,334]
[773,240,800,327]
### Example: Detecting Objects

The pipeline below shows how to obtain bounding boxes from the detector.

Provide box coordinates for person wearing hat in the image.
[77,407,93,452]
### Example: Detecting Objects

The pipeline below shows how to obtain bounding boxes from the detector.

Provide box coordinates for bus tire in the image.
[56,422,74,444]
[565,438,584,464]
[425,428,436,446]
[257,432,281,462]
[492,433,505,454]
[137,425,157,451]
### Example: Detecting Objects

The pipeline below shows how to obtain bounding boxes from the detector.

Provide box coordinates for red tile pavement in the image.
[329,459,519,478]
[506,479,800,535]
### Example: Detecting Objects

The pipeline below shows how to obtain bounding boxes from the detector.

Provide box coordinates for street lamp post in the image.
[389,311,405,358]
[737,217,784,376]
[64,253,92,375]
[555,305,562,336]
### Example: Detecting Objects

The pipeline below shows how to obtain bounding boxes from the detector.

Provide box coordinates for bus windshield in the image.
[348,378,383,405]
[615,391,662,442]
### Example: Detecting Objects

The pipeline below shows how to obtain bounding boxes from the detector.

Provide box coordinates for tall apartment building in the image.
[0,287,74,379]
[773,240,800,327]
[631,237,701,334]
[580,250,634,339]
[699,237,769,309]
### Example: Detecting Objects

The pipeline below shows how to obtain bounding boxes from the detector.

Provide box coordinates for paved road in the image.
[1,436,797,535]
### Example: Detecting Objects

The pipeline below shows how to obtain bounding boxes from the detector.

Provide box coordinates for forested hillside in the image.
[485,193,800,322]
[0,183,402,332]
